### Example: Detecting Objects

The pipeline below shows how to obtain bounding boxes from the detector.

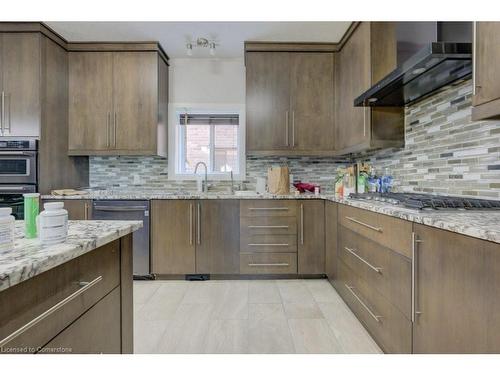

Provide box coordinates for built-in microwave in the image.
[0,138,38,185]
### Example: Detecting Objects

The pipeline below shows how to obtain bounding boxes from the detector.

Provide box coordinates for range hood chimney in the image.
[354,22,472,107]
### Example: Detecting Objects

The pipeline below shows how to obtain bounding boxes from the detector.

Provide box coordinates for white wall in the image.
[168,57,245,104]
[168,57,246,180]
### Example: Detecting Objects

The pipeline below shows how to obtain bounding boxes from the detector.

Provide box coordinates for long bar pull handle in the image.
[345,284,382,323]
[0,276,103,348]
[345,247,382,273]
[363,107,366,137]
[248,243,290,247]
[0,91,4,134]
[84,202,89,220]
[285,111,289,147]
[292,111,295,147]
[300,203,304,245]
[113,112,117,148]
[411,232,423,323]
[197,202,201,245]
[345,216,382,232]
[248,225,289,229]
[189,203,193,245]
[249,263,289,267]
[473,21,476,95]
[249,207,289,211]
[107,112,111,148]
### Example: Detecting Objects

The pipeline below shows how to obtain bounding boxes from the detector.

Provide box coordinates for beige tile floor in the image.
[133,279,382,354]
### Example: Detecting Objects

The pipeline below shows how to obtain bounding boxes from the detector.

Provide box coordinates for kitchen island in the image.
[0,220,142,354]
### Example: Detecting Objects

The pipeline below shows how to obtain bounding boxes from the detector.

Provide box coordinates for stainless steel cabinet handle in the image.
[93,206,148,212]
[285,111,289,147]
[300,203,304,245]
[113,112,117,147]
[107,112,111,148]
[189,203,193,245]
[345,247,382,273]
[0,276,102,348]
[249,263,289,267]
[345,216,382,232]
[345,284,382,323]
[363,107,367,137]
[292,111,295,147]
[411,232,423,323]
[248,243,289,246]
[84,202,89,220]
[6,93,11,133]
[197,203,201,245]
[0,91,4,134]
[248,225,289,229]
[249,207,289,211]
[473,21,476,96]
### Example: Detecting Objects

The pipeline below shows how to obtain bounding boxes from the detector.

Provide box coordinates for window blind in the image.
[179,113,239,126]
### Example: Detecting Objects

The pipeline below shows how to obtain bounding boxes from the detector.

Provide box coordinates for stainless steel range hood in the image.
[354,22,472,107]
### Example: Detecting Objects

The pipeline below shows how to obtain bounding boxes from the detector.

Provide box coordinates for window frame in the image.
[168,104,246,181]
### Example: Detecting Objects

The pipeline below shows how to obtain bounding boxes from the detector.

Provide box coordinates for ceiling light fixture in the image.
[185,37,218,56]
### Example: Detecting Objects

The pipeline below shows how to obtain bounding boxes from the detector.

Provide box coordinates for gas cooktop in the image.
[348,192,500,211]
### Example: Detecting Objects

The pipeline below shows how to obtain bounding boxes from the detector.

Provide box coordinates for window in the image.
[171,109,245,180]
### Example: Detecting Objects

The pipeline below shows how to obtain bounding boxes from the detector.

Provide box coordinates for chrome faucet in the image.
[229,170,235,194]
[194,161,208,193]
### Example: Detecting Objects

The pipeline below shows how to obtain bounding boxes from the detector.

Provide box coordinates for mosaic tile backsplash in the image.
[89,80,500,198]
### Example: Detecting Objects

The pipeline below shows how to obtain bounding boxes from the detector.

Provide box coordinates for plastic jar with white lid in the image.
[37,202,68,245]
[0,207,15,252]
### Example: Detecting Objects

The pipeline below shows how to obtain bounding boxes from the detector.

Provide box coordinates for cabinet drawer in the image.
[336,259,412,354]
[40,287,121,354]
[339,227,411,318]
[241,216,297,235]
[240,253,297,274]
[338,205,412,257]
[0,241,120,352]
[241,234,297,253]
[240,200,297,217]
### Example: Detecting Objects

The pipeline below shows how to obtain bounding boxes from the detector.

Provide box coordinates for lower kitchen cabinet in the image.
[42,199,92,220]
[196,200,240,274]
[151,200,196,275]
[325,201,338,282]
[0,236,133,354]
[41,288,121,354]
[412,224,500,353]
[297,200,325,274]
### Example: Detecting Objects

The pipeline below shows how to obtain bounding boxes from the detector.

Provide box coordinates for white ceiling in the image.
[46,22,352,58]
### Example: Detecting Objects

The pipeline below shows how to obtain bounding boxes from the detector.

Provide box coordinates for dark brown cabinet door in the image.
[68,52,113,152]
[298,200,325,274]
[151,200,196,275]
[113,52,158,153]
[473,22,500,108]
[325,201,338,281]
[413,224,500,353]
[289,53,335,152]
[41,288,122,354]
[196,200,240,274]
[246,52,291,152]
[1,33,41,137]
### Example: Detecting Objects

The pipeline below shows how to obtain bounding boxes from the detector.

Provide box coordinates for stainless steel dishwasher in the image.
[92,200,150,278]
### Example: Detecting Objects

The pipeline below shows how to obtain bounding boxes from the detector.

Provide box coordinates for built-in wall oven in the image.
[0,138,38,219]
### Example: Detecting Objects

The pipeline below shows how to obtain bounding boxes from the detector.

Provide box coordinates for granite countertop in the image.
[0,220,143,292]
[42,190,500,244]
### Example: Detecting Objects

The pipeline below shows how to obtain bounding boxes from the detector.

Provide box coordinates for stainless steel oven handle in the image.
[0,186,31,191]
[0,276,102,348]
[0,151,34,156]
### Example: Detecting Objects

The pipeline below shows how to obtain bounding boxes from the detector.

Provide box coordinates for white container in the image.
[0,207,15,252]
[38,202,68,245]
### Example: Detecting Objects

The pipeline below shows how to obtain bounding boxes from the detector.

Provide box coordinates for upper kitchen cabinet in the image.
[0,33,40,137]
[335,22,404,154]
[471,22,500,121]
[68,43,169,156]
[245,44,335,155]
